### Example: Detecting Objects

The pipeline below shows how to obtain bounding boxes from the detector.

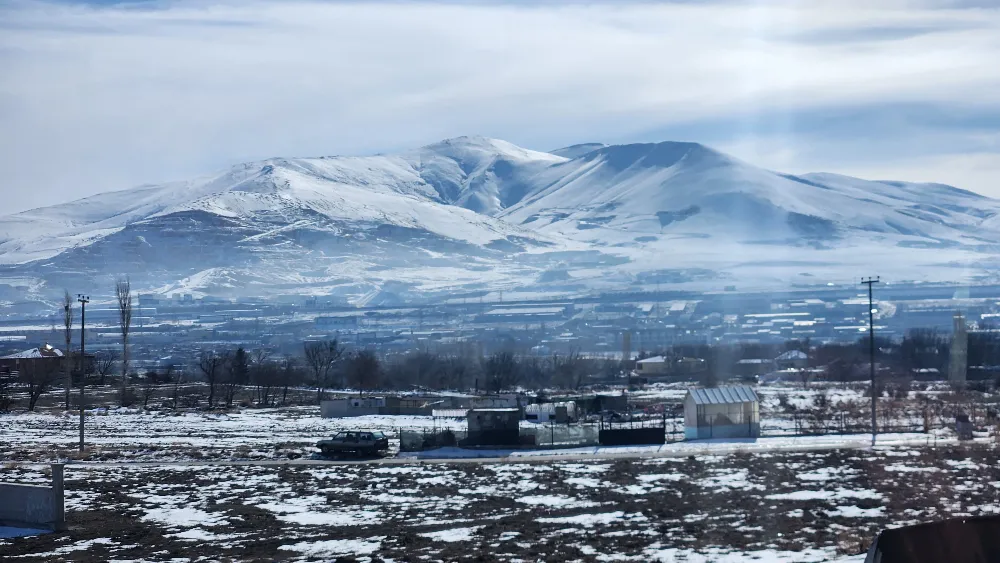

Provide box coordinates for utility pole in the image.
[860,277,879,446]
[77,294,90,452]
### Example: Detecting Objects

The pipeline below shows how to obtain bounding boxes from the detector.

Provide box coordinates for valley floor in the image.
[2,444,997,562]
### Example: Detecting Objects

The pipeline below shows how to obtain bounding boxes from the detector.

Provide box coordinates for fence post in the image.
[51,463,65,531]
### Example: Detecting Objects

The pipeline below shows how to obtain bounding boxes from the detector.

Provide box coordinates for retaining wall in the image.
[0,464,65,531]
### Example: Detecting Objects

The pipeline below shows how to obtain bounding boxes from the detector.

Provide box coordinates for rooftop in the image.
[636,355,667,364]
[775,350,808,361]
[0,344,63,359]
[687,385,759,405]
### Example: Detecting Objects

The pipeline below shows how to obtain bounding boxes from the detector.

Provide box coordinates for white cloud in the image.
[0,0,998,212]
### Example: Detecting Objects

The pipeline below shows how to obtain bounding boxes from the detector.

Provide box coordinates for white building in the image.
[635,356,668,375]
[320,397,386,418]
[684,385,760,440]
[524,401,577,423]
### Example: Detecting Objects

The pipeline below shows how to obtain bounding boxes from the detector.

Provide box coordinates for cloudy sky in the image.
[1,0,998,214]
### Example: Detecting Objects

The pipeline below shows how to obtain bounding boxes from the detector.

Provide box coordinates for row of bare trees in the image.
[303,339,381,400]
[196,347,313,408]
[373,349,605,394]
[54,277,134,408]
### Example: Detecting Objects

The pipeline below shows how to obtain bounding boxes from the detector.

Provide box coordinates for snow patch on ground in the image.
[419,526,482,542]
[516,494,600,509]
[537,511,647,527]
[767,488,883,501]
[279,537,384,557]
[825,506,885,518]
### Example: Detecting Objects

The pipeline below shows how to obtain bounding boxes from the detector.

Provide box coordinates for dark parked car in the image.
[317,431,390,456]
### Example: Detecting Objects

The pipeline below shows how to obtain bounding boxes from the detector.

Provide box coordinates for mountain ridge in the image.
[1,136,997,302]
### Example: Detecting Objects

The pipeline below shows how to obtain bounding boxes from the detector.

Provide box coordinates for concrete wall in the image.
[0,464,64,531]
[320,399,380,418]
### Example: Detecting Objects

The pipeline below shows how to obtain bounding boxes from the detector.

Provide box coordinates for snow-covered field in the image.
[2,444,997,561]
[0,381,975,462]
[0,406,467,461]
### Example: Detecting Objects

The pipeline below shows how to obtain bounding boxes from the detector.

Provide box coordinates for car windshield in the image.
[3,1,998,562]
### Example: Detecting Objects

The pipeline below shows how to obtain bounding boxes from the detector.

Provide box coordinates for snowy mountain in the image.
[2,136,999,303]
[502,142,997,247]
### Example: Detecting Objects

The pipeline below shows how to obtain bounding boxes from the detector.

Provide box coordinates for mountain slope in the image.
[402,136,567,215]
[550,142,607,159]
[2,136,999,301]
[501,141,999,250]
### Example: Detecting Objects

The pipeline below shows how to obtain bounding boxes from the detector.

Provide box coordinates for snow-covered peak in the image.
[417,135,565,167]
[578,141,732,172]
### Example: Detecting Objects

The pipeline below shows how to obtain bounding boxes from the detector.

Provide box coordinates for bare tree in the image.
[303,339,342,403]
[279,355,300,405]
[221,346,249,408]
[798,368,811,390]
[140,370,157,409]
[345,350,380,397]
[252,361,282,406]
[115,277,133,405]
[246,348,279,406]
[0,374,14,412]
[198,350,226,408]
[169,367,184,410]
[21,360,61,411]
[62,290,73,409]
[94,349,119,386]
[553,349,586,390]
[484,351,519,393]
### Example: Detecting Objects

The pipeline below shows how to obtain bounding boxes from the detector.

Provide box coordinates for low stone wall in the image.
[0,464,65,531]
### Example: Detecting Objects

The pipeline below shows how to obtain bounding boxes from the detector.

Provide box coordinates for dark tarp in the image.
[865,515,1000,563]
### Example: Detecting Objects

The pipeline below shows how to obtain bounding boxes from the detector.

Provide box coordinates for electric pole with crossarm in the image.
[77,294,89,452]
[861,277,879,446]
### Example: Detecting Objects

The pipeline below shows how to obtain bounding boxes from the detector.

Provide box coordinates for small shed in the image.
[467,408,520,446]
[684,385,760,440]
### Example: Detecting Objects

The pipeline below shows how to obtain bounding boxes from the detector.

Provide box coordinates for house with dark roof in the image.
[0,344,63,377]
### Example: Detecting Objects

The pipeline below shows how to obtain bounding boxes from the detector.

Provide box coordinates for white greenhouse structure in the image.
[684,385,760,440]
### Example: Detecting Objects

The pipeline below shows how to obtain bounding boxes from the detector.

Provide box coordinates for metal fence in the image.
[400,428,469,452]
[762,412,926,437]
[399,416,938,452]
[522,424,600,447]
